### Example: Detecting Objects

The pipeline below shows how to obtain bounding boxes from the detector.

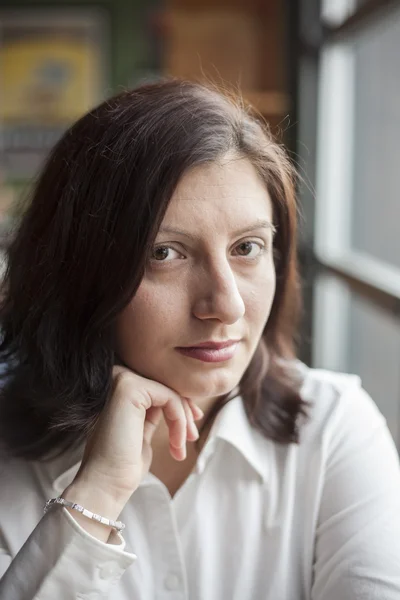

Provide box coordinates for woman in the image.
[0,80,399,600]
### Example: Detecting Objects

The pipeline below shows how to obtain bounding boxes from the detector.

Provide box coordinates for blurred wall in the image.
[0,0,292,223]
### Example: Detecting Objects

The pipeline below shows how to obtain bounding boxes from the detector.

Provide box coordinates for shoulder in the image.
[295,361,388,449]
[0,450,79,556]
[0,455,45,554]
[0,455,43,503]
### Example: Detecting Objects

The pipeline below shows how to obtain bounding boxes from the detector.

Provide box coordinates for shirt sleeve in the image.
[0,506,136,600]
[311,383,400,600]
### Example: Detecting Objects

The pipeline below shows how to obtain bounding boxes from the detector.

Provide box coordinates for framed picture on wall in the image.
[0,8,109,225]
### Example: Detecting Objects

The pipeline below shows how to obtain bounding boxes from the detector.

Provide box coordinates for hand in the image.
[68,365,203,505]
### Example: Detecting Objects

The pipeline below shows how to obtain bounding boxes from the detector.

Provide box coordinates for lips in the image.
[176,339,240,363]
[182,340,239,350]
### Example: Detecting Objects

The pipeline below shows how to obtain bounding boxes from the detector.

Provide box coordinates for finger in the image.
[114,374,189,461]
[186,398,204,421]
[161,398,188,460]
[139,384,187,453]
[182,398,199,442]
[143,406,163,446]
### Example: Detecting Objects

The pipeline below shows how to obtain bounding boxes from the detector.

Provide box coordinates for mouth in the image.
[175,339,240,363]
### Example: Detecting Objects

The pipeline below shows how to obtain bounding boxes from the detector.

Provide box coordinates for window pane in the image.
[313,275,400,449]
[347,292,400,447]
[322,0,386,25]
[321,0,356,26]
[351,8,400,269]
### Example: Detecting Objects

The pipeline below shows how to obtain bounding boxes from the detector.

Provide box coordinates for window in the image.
[294,0,400,450]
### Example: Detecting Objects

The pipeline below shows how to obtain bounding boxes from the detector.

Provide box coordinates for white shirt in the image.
[0,362,400,600]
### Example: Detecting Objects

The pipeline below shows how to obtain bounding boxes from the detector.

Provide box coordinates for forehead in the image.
[161,157,273,232]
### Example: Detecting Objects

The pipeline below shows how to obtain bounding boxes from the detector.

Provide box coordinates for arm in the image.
[0,367,202,600]
[311,385,400,600]
[0,507,136,600]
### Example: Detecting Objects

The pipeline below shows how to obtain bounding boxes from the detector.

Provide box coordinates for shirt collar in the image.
[52,394,270,494]
[205,395,270,483]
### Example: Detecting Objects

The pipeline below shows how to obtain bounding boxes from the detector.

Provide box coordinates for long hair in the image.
[0,79,310,460]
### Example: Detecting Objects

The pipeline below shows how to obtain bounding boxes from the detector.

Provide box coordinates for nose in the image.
[192,259,245,325]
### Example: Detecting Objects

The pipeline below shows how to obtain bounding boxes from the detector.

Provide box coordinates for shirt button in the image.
[99,563,118,579]
[164,573,181,591]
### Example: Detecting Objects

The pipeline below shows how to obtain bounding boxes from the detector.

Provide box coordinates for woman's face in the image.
[116,156,276,403]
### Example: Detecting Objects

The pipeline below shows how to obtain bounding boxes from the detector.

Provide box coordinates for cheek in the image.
[117,281,185,345]
[245,294,273,332]
[245,268,276,321]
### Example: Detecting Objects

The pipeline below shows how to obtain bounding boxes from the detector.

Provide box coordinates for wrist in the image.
[62,476,132,522]
[61,477,133,543]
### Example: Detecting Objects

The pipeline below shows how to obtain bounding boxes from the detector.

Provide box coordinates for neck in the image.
[152,385,240,448]
[149,386,240,497]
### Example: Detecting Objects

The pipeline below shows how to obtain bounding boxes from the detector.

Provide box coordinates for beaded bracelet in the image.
[44,497,125,532]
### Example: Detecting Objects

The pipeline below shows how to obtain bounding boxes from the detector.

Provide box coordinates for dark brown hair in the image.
[0,79,310,460]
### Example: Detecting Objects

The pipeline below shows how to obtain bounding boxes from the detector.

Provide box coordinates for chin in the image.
[169,370,242,400]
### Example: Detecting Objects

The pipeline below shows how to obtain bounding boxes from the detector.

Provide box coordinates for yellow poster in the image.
[1,35,100,125]
[0,10,107,184]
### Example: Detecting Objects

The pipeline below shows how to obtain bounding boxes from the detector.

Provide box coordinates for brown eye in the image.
[152,246,170,261]
[236,242,253,256]
[150,246,183,262]
[234,241,264,259]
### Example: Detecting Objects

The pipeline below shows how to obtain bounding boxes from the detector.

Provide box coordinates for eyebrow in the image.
[158,219,277,238]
